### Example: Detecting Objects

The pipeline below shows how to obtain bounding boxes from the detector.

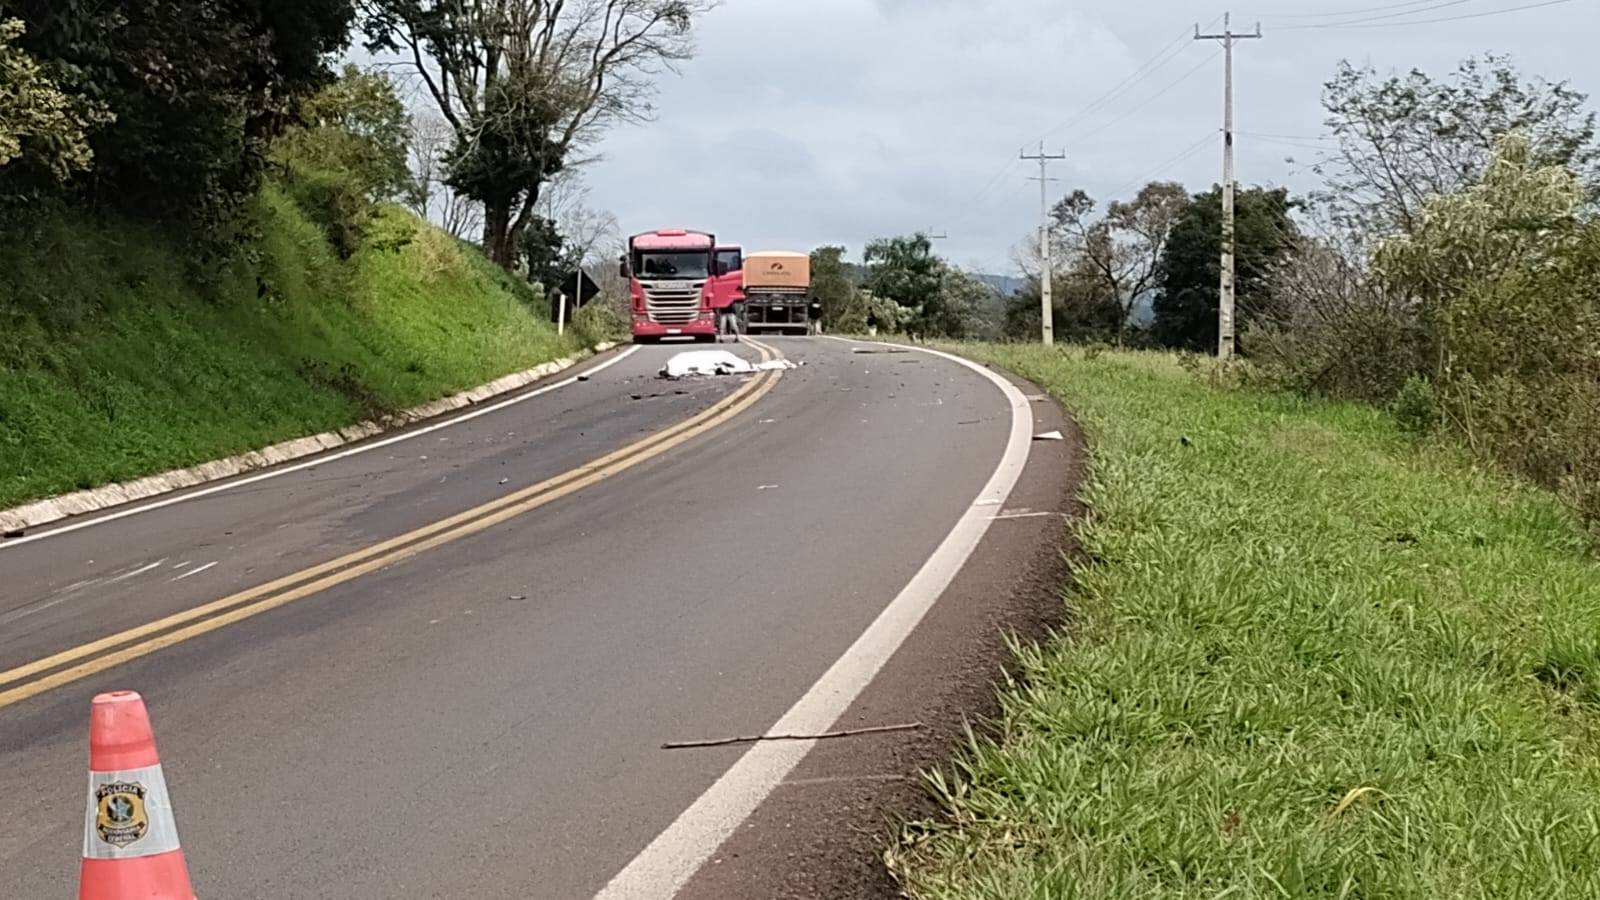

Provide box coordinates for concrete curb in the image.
[0,341,620,536]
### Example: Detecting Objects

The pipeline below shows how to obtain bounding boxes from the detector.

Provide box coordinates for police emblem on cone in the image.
[78,691,196,900]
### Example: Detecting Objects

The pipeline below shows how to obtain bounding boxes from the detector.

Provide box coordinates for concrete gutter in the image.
[0,342,619,536]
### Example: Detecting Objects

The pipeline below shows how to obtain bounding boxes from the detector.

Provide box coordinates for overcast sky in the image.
[557,0,1594,273]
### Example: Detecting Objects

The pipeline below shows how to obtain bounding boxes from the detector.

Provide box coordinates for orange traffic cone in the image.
[78,691,196,900]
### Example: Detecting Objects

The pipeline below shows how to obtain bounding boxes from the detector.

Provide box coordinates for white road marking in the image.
[107,560,167,584]
[170,561,218,582]
[1,347,640,551]
[595,339,1034,900]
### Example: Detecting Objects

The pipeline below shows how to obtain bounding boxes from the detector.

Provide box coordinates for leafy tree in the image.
[0,18,110,195]
[1314,54,1599,236]
[3,0,353,227]
[361,0,711,269]
[1371,134,1600,517]
[275,65,413,203]
[1050,181,1189,344]
[1004,263,1122,343]
[1152,185,1299,353]
[810,245,858,330]
[934,267,1000,340]
[516,214,570,293]
[270,65,413,255]
[864,233,943,334]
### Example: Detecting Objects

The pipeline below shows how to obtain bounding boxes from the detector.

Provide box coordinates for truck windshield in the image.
[635,251,709,279]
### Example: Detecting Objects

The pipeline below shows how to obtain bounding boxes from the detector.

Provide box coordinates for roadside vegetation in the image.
[0,2,699,510]
[0,198,581,510]
[892,345,1600,897]
[876,51,1600,899]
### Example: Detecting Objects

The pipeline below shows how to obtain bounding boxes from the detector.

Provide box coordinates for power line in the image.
[1275,0,1477,28]
[1069,48,1223,148]
[1242,0,1457,18]
[948,158,1023,222]
[1274,0,1568,28]
[1104,131,1217,199]
[1236,130,1336,142]
[1316,0,1572,26]
[1040,27,1203,140]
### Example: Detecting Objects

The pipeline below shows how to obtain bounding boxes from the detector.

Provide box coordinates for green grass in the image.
[891,345,1600,899]
[0,186,581,509]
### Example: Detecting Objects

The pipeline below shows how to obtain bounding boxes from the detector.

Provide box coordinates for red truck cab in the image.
[625,229,719,342]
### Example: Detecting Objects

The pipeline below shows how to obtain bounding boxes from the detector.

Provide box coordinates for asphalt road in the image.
[0,336,1021,898]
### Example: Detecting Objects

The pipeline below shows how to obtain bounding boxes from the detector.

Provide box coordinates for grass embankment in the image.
[893,346,1600,898]
[0,187,583,510]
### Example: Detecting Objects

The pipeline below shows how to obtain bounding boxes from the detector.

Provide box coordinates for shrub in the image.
[571,296,628,346]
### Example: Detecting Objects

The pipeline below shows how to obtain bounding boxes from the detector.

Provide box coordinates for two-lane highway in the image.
[0,337,1027,897]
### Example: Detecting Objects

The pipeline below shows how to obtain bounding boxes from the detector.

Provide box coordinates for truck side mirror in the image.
[618,255,629,278]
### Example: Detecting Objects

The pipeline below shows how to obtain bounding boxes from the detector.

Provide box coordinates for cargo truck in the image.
[741,251,814,335]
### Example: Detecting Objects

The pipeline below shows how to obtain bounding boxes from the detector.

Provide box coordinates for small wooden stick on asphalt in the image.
[660,722,923,750]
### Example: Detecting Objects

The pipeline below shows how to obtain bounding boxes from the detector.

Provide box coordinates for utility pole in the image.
[1196,12,1261,360]
[1021,142,1066,346]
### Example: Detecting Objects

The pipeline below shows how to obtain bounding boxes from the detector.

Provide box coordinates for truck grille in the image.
[641,279,706,325]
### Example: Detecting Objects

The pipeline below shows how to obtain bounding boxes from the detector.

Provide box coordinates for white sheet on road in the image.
[659,351,797,379]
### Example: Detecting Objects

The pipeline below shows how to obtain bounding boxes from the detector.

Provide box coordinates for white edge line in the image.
[1,347,640,551]
[594,337,1034,899]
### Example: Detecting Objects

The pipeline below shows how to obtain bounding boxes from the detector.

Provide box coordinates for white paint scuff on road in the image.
[106,560,167,584]
[596,338,1034,900]
[170,562,217,582]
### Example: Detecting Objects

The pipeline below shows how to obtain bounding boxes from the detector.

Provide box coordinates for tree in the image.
[1371,134,1600,517]
[271,65,413,256]
[1151,186,1299,352]
[1049,181,1189,345]
[1003,262,1121,343]
[408,113,481,238]
[517,214,569,291]
[934,267,1000,340]
[362,0,711,269]
[0,18,110,196]
[1314,54,1599,237]
[536,169,618,275]
[864,233,943,334]
[3,0,354,226]
[275,65,413,203]
[810,245,859,330]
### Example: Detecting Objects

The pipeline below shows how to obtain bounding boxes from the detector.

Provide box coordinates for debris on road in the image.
[658,350,798,379]
[498,478,509,485]
[577,374,590,382]
[757,484,780,491]
[851,347,910,355]
[2,529,23,539]
[1033,430,1066,441]
[660,722,923,750]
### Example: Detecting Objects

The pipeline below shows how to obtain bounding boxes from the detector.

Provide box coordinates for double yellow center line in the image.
[0,340,785,711]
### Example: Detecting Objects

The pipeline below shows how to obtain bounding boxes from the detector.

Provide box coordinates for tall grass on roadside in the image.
[892,345,1600,899]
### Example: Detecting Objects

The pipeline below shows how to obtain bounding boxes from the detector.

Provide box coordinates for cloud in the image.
[562,0,1595,271]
